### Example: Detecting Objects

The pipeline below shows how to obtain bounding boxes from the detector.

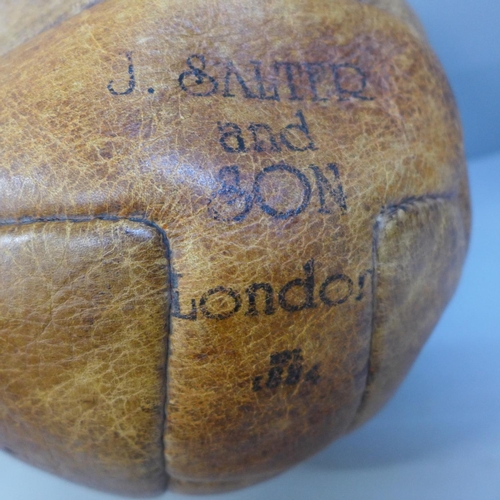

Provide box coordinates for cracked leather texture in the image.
[0,0,425,57]
[351,195,470,429]
[0,0,100,56]
[0,0,470,496]
[0,219,169,495]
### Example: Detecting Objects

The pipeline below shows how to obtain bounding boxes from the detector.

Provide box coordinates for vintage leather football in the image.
[0,0,470,496]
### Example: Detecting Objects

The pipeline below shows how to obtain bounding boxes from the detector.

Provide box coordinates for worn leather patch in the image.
[0,219,170,495]
[0,0,423,58]
[351,195,469,429]
[0,0,101,56]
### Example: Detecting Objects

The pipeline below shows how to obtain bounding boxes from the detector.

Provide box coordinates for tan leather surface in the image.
[0,0,422,57]
[0,0,470,495]
[0,219,170,495]
[0,0,101,56]
[351,193,470,430]
[360,0,426,38]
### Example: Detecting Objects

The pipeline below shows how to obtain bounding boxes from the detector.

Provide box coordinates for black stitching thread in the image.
[0,192,457,455]
[350,191,457,426]
[0,213,172,490]
[381,192,455,218]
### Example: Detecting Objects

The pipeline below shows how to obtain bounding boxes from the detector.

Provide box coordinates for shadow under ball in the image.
[0,0,470,496]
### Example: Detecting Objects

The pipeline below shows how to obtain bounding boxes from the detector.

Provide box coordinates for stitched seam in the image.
[0,214,172,490]
[0,192,455,460]
[349,191,456,427]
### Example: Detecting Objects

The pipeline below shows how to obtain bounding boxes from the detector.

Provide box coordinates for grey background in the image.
[409,0,500,159]
[0,1,499,499]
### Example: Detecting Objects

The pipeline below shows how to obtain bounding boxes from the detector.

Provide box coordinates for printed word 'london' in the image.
[172,260,372,321]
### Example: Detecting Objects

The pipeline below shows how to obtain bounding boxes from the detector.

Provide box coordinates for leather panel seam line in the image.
[348,190,457,425]
[0,213,172,490]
